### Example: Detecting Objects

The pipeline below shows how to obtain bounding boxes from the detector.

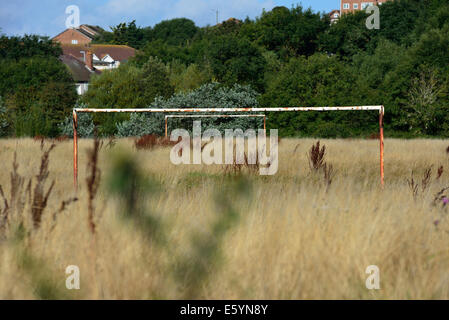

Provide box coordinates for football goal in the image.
[72,106,385,188]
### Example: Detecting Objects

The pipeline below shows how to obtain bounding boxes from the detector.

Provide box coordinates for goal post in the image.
[164,114,267,138]
[72,106,384,189]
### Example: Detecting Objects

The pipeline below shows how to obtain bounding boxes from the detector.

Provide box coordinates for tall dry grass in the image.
[0,137,449,299]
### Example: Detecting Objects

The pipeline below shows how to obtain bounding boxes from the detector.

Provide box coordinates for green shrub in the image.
[0,96,9,137]
[260,53,379,137]
[82,57,174,136]
[0,34,62,61]
[169,61,212,93]
[0,57,77,137]
[58,103,95,138]
[204,35,266,91]
[116,82,262,137]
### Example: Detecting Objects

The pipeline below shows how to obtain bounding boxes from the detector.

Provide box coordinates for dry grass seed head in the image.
[31,143,56,229]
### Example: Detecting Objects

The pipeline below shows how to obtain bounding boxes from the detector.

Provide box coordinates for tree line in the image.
[1,0,448,137]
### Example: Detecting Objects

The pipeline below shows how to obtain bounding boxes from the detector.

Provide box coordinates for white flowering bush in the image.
[0,96,9,137]
[58,102,95,138]
[116,83,262,137]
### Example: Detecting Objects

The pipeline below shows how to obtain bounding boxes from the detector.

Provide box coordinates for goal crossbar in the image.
[72,106,384,189]
[74,106,383,113]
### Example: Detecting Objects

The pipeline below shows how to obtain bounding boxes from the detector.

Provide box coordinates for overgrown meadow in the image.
[1,137,449,299]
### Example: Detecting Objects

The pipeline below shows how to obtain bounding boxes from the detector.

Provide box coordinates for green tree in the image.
[140,57,175,101]
[350,39,407,133]
[168,61,213,93]
[133,39,193,66]
[318,10,375,59]
[261,54,372,137]
[375,0,424,46]
[0,35,62,61]
[404,69,447,135]
[109,20,146,49]
[410,25,449,72]
[82,57,174,135]
[0,57,77,137]
[318,0,448,60]
[426,2,449,30]
[83,58,173,110]
[379,24,449,136]
[204,35,266,91]
[252,5,329,59]
[152,18,199,45]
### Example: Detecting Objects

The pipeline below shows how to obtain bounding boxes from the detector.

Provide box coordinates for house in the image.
[59,53,99,95]
[329,10,341,24]
[341,0,390,14]
[59,44,136,95]
[52,25,103,45]
[61,44,136,70]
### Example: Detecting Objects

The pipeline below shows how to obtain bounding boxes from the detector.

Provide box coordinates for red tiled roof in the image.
[59,54,100,83]
[61,44,136,62]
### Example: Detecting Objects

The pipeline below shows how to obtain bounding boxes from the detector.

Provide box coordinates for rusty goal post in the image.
[72,106,384,189]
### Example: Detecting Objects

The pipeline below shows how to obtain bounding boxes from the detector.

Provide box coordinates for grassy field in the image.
[1,137,449,299]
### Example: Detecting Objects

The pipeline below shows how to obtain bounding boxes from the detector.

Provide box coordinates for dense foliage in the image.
[116,83,262,137]
[0,37,77,136]
[0,34,62,60]
[58,102,95,138]
[87,0,449,138]
[81,57,174,135]
[1,0,449,138]
[0,96,8,137]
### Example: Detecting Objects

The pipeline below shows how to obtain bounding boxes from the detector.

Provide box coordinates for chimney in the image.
[86,51,94,71]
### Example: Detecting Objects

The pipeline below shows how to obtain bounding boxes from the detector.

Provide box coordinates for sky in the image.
[0,0,337,37]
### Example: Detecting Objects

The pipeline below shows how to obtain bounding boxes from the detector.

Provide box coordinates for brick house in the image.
[329,10,341,24]
[60,53,100,95]
[59,44,136,95]
[61,44,136,70]
[52,25,103,45]
[340,0,390,14]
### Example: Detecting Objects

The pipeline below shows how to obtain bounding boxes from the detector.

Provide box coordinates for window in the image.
[334,13,339,18]
[71,39,78,44]
[343,3,350,9]
[353,3,359,9]
[361,2,374,9]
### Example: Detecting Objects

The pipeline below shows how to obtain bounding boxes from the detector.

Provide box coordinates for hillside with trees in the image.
[1,0,448,138]
[0,35,77,137]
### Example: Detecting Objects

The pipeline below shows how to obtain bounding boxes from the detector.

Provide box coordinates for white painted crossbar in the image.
[75,106,384,113]
[164,114,266,118]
